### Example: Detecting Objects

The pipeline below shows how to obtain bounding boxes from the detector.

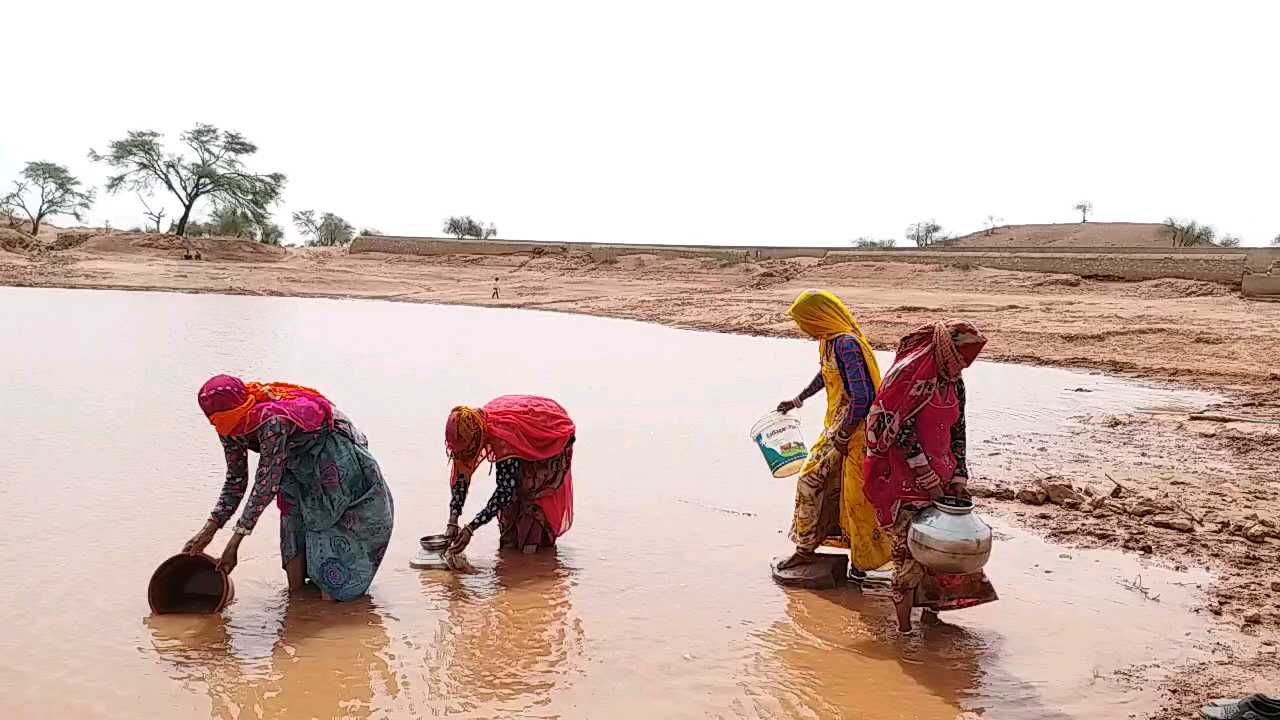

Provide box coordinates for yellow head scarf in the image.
[787,289,863,340]
[788,289,882,385]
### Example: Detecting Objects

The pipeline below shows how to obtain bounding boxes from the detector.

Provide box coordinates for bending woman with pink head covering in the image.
[184,375,395,602]
[443,396,576,556]
[863,321,998,632]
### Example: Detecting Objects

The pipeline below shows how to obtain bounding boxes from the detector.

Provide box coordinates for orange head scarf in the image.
[445,406,487,461]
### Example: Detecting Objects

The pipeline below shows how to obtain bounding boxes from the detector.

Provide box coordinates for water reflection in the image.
[417,550,583,716]
[146,595,396,719]
[744,588,983,720]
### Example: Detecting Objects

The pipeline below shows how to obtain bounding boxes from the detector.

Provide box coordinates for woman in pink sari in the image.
[863,321,997,632]
[443,396,576,555]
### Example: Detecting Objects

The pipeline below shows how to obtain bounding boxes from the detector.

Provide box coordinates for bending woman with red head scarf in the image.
[863,322,997,632]
[184,375,395,602]
[444,396,576,556]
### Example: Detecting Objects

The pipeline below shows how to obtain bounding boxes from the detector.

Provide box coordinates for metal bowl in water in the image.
[420,534,451,552]
[411,534,453,570]
[906,497,993,575]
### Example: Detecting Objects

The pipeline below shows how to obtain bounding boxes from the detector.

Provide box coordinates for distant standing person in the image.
[492,277,500,300]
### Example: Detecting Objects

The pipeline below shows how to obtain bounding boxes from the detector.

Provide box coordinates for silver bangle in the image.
[232,525,252,537]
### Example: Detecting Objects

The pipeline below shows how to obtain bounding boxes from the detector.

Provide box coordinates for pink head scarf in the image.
[197,374,334,438]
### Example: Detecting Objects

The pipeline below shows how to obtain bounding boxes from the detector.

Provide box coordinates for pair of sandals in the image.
[1202,695,1280,719]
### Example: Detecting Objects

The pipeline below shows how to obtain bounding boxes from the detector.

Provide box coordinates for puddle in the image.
[0,287,1221,719]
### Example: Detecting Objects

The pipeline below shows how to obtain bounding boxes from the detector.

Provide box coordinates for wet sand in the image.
[2,242,1279,717]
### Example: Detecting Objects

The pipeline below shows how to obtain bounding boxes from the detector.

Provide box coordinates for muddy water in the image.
[0,287,1221,719]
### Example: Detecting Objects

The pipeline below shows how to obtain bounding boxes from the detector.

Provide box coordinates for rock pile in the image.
[970,477,1278,544]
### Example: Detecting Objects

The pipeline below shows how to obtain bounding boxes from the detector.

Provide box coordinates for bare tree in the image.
[443,215,497,240]
[1272,233,1280,247]
[90,124,285,236]
[985,214,1003,236]
[1,161,95,237]
[1163,217,1217,247]
[905,219,943,248]
[137,194,167,233]
[1074,200,1093,223]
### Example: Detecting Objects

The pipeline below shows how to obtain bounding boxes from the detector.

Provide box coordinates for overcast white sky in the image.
[2,1,1277,246]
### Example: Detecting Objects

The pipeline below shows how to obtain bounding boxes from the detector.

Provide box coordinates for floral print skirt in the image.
[279,424,394,601]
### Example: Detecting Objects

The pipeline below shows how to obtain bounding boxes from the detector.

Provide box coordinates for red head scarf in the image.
[445,396,577,538]
[862,321,986,526]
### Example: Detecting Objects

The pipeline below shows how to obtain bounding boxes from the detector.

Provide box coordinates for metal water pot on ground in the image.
[907,497,993,574]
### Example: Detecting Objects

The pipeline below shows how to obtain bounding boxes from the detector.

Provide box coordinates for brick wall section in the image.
[350,236,1270,288]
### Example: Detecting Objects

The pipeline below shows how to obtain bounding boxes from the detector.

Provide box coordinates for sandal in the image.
[1201,695,1280,719]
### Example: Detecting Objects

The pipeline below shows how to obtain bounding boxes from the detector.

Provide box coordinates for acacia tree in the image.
[293,210,354,246]
[89,124,285,237]
[1,161,95,237]
[1074,200,1093,222]
[905,219,943,247]
[443,215,497,240]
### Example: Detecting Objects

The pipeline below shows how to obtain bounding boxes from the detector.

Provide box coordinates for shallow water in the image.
[0,287,1220,719]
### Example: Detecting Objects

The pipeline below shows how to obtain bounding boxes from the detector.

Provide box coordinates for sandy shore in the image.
[3,237,1278,716]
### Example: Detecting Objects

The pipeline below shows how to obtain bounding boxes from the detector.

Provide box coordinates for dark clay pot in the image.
[148,552,235,614]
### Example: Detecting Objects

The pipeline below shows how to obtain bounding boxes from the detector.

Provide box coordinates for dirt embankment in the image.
[2,233,1279,716]
[946,221,1172,247]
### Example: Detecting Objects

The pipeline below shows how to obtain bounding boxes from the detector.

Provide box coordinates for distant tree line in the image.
[1163,218,1242,248]
[2,123,376,249]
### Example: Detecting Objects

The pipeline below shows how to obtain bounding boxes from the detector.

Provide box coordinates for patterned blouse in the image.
[450,458,519,532]
[795,335,877,433]
[895,378,970,491]
[209,413,361,535]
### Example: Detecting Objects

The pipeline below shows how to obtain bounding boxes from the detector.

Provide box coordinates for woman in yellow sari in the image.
[775,290,892,573]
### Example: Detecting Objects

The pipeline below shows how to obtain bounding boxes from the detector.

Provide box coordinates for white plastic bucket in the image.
[749,411,809,478]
